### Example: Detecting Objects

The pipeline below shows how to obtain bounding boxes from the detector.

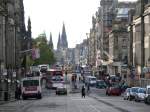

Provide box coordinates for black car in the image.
[96,80,107,89]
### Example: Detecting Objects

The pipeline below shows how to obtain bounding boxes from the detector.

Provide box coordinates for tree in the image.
[33,33,56,65]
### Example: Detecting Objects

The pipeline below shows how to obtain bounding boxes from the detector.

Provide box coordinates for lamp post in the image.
[3,0,9,101]
[140,0,145,78]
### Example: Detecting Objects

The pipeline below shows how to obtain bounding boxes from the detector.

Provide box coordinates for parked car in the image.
[106,85,122,96]
[123,88,131,100]
[56,85,67,95]
[129,87,140,101]
[96,80,107,89]
[135,88,146,102]
[144,85,150,104]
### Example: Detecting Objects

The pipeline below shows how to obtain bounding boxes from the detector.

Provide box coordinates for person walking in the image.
[87,84,90,94]
[81,85,85,98]
[16,84,21,100]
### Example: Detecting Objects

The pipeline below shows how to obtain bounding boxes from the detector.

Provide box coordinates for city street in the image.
[0,84,150,112]
[1,0,150,112]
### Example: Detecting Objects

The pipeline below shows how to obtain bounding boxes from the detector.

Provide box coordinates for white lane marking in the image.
[89,105,102,112]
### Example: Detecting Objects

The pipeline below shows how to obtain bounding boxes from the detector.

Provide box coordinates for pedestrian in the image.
[16,84,21,100]
[81,85,85,98]
[74,74,77,82]
[65,70,68,76]
[79,76,81,82]
[87,84,90,93]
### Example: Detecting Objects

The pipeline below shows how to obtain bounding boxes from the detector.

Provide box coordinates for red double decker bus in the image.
[45,69,64,89]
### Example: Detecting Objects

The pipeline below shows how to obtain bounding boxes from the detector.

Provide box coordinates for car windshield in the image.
[126,88,130,92]
[52,76,63,81]
[23,80,39,87]
[138,89,145,93]
[132,88,139,92]
[97,81,105,84]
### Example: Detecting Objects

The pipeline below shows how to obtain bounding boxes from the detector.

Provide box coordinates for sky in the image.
[24,0,137,49]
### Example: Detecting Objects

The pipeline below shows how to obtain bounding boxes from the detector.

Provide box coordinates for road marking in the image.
[71,97,89,100]
[89,105,102,112]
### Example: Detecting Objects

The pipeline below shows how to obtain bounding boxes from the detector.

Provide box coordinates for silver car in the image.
[123,88,131,100]
[134,88,146,102]
[144,85,150,104]
[129,87,140,101]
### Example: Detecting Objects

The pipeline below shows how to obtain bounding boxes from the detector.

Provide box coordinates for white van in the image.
[144,85,150,104]
[85,76,97,86]
[21,77,42,100]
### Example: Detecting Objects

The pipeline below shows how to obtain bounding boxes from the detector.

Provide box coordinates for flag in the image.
[32,48,40,60]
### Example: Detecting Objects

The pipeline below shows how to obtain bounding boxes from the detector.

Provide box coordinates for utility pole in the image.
[141,0,145,78]
[4,0,9,101]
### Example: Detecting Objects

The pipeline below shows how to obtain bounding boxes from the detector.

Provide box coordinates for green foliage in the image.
[33,33,56,65]
[26,55,34,66]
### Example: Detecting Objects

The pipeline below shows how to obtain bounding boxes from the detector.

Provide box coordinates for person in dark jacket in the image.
[81,85,85,98]
[16,84,21,100]
[87,84,90,93]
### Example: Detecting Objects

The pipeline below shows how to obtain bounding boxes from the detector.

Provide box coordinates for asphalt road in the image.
[0,85,150,112]
[0,74,150,112]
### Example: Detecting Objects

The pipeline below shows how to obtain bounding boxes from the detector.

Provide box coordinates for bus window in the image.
[23,80,39,87]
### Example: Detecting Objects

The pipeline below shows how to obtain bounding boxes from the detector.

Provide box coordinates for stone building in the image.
[79,39,88,66]
[89,16,96,67]
[89,0,118,73]
[49,32,53,50]
[100,0,118,60]
[58,23,68,51]
[56,23,68,65]
[0,0,28,101]
[108,2,135,80]
[128,0,150,86]
[74,44,80,65]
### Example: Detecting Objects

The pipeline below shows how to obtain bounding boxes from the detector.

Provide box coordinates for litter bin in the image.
[4,91,8,101]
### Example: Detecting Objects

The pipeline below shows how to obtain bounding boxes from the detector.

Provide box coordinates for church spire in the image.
[61,23,68,49]
[27,17,32,38]
[49,32,53,49]
[57,33,61,50]
[27,17,32,49]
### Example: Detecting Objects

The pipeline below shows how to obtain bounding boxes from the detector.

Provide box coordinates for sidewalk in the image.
[0,99,16,105]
